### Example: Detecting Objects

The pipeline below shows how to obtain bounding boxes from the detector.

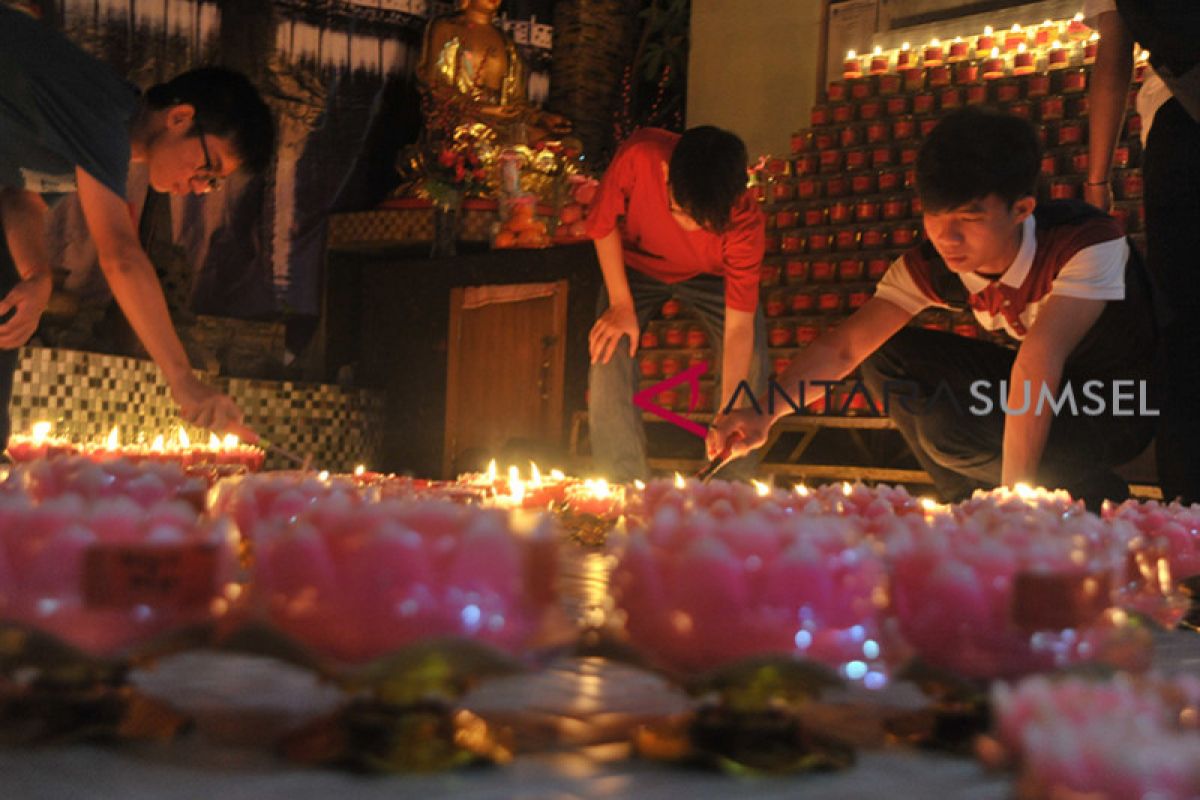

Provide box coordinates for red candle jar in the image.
[900,146,920,166]
[859,99,883,120]
[983,50,1007,80]
[791,290,816,312]
[896,45,914,70]
[1047,43,1069,70]
[639,355,660,378]
[860,226,886,249]
[882,196,909,220]
[772,356,792,376]
[953,322,980,338]
[851,172,877,195]
[843,51,863,80]
[813,130,837,150]
[818,290,844,313]
[826,81,847,102]
[886,95,911,116]
[901,68,925,92]
[977,27,995,53]
[994,79,1020,102]
[966,83,989,105]
[686,327,708,349]
[878,169,902,192]
[835,228,860,251]
[910,195,923,216]
[1134,57,1149,83]
[1007,100,1033,120]
[1005,24,1026,51]
[928,65,951,87]
[1033,124,1049,147]
[855,199,880,222]
[660,354,682,377]
[1061,67,1087,93]
[640,329,659,349]
[761,263,782,287]
[785,259,809,282]
[811,105,830,126]
[953,62,978,85]
[1039,95,1065,120]
[1117,169,1144,200]
[924,40,944,66]
[772,182,797,202]
[893,115,917,140]
[871,146,895,168]
[776,208,799,228]
[890,224,919,247]
[1127,114,1142,139]
[1057,120,1084,146]
[848,290,871,310]
[1084,38,1098,64]
[1013,44,1035,75]
[865,120,890,144]
[1040,153,1059,176]
[840,125,864,148]
[867,256,891,279]
[662,297,682,319]
[948,38,970,62]
[919,117,940,136]
[1026,73,1051,97]
[657,389,679,410]
[825,176,850,197]
[810,259,837,282]
[913,92,936,114]
[794,153,818,176]
[781,232,805,253]
[808,230,832,252]
[797,177,820,199]
[764,157,791,177]
[869,49,889,75]
[664,324,686,347]
[904,168,918,189]
[1035,21,1057,46]
[832,104,855,124]
[1049,177,1079,199]
[850,79,875,100]
[790,130,813,152]
[763,233,780,254]
[1070,149,1090,174]
[765,292,787,317]
[803,205,827,227]
[769,322,793,347]
[878,73,902,95]
[839,258,865,281]
[1112,144,1132,169]
[940,87,964,110]
[829,200,853,225]
[845,148,869,171]
[795,323,821,345]
[819,149,844,173]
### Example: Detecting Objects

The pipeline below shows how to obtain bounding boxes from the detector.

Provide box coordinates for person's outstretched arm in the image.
[1085,10,1136,212]
[0,189,53,348]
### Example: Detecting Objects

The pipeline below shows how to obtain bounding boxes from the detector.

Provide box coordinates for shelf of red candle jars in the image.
[762,251,905,289]
[636,374,718,412]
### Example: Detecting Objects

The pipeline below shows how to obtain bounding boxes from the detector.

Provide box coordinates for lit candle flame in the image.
[983,25,994,36]
[841,481,853,496]
[1051,40,1063,50]
[991,46,1001,58]
[223,433,239,449]
[529,461,543,487]
[1011,23,1022,32]
[846,49,857,59]
[318,470,330,482]
[31,421,51,444]
[178,427,190,448]
[508,466,526,504]
[1014,482,1037,499]
[106,426,120,450]
[1073,12,1084,23]
[930,37,940,47]
[674,472,686,489]
[1042,19,1052,27]
[1018,42,1028,53]
[953,36,962,43]
[634,479,646,491]
[486,459,497,483]
[1138,49,1149,61]
[550,469,566,482]
[872,45,882,55]
[920,497,943,514]
[151,434,165,452]
[794,483,810,496]
[354,464,365,476]
[208,433,221,449]
[901,41,911,51]
[752,480,770,497]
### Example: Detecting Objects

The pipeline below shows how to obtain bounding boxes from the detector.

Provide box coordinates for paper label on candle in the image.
[83,544,218,611]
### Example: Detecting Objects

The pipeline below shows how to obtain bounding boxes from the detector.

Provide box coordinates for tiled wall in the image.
[10,347,385,472]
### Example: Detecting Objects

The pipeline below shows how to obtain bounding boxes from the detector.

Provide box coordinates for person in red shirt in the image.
[586,126,767,482]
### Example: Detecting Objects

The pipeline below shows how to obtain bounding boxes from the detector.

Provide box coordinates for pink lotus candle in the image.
[923,38,944,66]
[1005,23,1026,51]
[843,49,863,79]
[1013,42,1035,75]
[1047,40,1069,69]
[868,45,888,75]
[947,36,969,62]
[983,47,1006,79]
[976,25,995,53]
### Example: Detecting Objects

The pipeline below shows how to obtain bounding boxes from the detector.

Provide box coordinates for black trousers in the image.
[1145,98,1200,503]
[860,328,1156,509]
[0,234,19,453]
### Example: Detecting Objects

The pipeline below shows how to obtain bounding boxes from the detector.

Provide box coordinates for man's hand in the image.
[1083,181,1113,213]
[0,272,51,349]
[171,373,259,443]
[706,409,771,461]
[589,303,639,364]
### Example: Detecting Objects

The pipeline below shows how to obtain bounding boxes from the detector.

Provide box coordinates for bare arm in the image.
[75,167,256,439]
[709,297,912,457]
[720,307,754,409]
[0,189,53,348]
[1085,11,1135,212]
[588,228,639,363]
[1000,294,1107,485]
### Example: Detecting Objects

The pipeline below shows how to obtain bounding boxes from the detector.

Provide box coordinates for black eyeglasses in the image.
[192,122,223,193]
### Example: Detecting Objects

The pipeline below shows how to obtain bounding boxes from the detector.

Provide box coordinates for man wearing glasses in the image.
[586,126,767,482]
[0,5,275,449]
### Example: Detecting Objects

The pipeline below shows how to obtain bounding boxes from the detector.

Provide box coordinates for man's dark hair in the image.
[145,67,275,174]
[668,125,749,233]
[916,107,1040,212]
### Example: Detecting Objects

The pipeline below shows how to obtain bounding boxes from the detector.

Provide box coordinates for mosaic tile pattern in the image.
[9,347,385,472]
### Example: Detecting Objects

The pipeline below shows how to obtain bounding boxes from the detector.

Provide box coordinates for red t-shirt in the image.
[584,128,765,312]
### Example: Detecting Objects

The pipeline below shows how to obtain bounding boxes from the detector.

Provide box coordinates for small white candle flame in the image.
[354,464,366,476]
[872,45,882,55]
[550,469,566,482]
[31,421,51,444]
[486,459,497,483]
[674,472,686,489]
[106,426,120,450]
[794,483,810,496]
[930,38,941,47]
[178,427,191,448]
[1018,42,1028,54]
[991,46,1001,58]
[901,41,911,51]
[529,461,543,487]
[223,434,239,449]
[983,25,994,36]
[150,435,165,452]
[1051,40,1063,50]
[634,479,646,491]
[846,49,857,59]
[1011,23,1022,32]
[318,470,330,482]
[1073,12,1084,23]
[841,481,853,496]
[208,433,221,449]
[752,480,770,497]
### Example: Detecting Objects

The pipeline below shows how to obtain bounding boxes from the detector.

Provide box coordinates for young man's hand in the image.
[0,272,51,349]
[706,409,771,461]
[171,373,259,443]
[589,303,639,364]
